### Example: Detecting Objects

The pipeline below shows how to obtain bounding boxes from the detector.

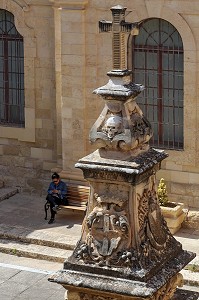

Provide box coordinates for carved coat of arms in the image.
[77,194,130,266]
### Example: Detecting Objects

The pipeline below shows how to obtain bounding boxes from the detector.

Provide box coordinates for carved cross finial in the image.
[99,5,139,71]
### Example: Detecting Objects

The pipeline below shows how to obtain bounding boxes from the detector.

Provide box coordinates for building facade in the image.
[0,0,198,208]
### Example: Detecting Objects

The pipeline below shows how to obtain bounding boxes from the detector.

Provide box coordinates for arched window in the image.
[131,18,183,150]
[0,9,24,127]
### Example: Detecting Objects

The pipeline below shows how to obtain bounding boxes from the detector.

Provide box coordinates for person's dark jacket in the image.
[47,180,67,200]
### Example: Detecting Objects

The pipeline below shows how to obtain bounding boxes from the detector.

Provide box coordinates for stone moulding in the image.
[50,251,189,298]
[75,148,168,185]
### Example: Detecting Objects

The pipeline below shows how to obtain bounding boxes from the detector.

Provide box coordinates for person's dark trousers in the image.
[46,194,61,220]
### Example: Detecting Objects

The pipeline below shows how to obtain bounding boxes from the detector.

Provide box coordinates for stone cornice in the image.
[49,0,88,10]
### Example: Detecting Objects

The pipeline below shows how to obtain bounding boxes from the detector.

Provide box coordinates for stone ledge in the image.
[0,179,4,188]
[0,188,19,202]
[0,231,75,251]
[173,287,199,299]
[0,238,73,263]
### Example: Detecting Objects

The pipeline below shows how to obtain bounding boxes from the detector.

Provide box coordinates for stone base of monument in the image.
[59,283,199,300]
[49,269,187,300]
[49,247,194,300]
[49,148,195,300]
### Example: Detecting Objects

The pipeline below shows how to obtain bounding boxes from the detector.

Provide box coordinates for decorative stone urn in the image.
[49,5,195,300]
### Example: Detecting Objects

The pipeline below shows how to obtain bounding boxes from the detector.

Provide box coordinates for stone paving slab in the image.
[0,265,65,300]
[0,252,63,272]
[174,227,199,257]
[0,192,83,247]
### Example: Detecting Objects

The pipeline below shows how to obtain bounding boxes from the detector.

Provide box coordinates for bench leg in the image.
[44,201,50,220]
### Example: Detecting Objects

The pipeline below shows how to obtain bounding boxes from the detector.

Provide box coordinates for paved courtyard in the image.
[0,191,198,299]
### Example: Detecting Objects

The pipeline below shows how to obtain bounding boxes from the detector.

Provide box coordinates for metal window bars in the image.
[132,18,183,150]
[0,9,24,127]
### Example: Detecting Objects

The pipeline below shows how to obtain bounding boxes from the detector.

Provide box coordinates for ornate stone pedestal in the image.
[50,149,194,299]
[49,5,195,300]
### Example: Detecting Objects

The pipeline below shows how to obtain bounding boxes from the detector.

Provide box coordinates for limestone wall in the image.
[0,0,56,193]
[55,0,199,208]
[0,0,198,207]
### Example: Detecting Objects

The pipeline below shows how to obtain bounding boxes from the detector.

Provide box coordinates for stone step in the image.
[174,286,199,299]
[0,187,19,202]
[0,225,76,250]
[184,256,199,272]
[0,238,73,263]
[181,269,199,288]
[0,236,198,288]
[180,256,199,287]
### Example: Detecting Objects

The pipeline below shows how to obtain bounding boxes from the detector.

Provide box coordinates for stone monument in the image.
[50,5,195,300]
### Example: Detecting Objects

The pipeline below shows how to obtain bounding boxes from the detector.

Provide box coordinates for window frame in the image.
[0,9,25,127]
[130,18,184,150]
[0,3,36,143]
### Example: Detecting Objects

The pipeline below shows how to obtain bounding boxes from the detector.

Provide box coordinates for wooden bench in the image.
[59,184,89,212]
[44,184,90,220]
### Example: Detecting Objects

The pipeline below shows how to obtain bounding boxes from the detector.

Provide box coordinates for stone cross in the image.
[99,5,138,70]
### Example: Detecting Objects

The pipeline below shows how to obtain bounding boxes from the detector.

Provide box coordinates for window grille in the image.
[0,9,24,127]
[131,18,183,150]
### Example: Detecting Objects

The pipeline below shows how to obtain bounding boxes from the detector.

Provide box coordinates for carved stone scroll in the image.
[75,193,130,267]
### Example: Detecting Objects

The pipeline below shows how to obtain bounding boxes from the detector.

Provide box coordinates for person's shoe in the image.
[48,218,54,224]
[52,205,58,212]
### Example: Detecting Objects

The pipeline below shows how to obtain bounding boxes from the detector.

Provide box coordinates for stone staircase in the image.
[0,237,72,263]
[0,225,74,263]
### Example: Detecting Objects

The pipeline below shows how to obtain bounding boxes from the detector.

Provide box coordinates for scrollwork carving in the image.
[137,183,182,270]
[75,193,130,266]
[89,88,152,151]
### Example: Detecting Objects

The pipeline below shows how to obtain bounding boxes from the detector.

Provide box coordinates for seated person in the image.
[46,172,67,224]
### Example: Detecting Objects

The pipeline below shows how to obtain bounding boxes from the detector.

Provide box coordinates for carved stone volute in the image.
[89,71,152,154]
